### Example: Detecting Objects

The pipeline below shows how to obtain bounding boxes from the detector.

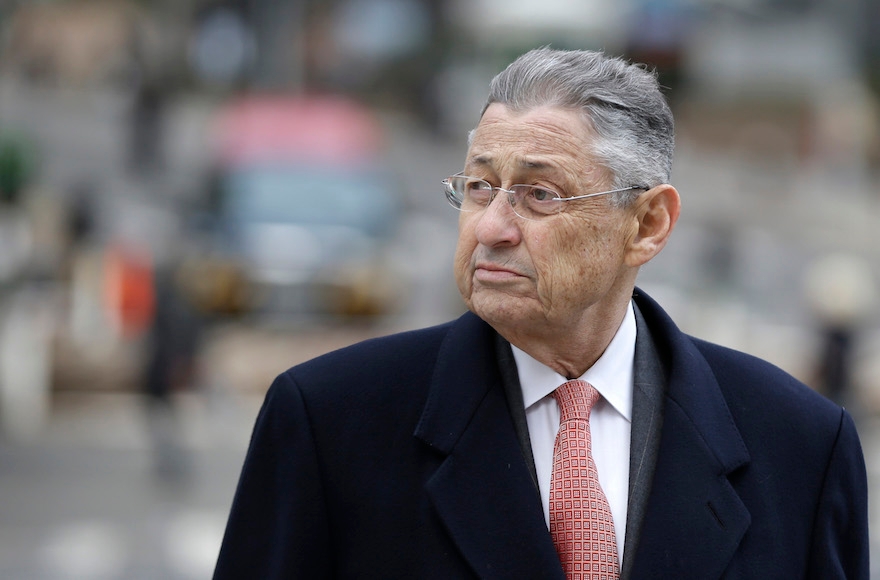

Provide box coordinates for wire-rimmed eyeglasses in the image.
[442,173,645,221]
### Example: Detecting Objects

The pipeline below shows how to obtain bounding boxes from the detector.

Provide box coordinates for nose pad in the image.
[504,189,520,213]
[497,188,528,220]
[482,188,517,220]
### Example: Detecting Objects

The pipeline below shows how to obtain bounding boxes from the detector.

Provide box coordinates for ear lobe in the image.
[625,184,680,267]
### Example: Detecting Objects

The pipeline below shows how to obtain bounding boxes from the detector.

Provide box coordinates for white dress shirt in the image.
[512,301,635,562]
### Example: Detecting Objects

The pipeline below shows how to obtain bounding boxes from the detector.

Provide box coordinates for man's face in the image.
[453,103,641,339]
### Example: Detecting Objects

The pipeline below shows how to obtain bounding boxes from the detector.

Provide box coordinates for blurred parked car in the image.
[202,94,403,323]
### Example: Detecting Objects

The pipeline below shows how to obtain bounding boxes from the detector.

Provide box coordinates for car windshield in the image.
[223,165,396,237]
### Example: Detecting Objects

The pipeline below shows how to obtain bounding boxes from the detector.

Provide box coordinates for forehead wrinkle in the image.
[520,157,577,184]
[467,105,606,187]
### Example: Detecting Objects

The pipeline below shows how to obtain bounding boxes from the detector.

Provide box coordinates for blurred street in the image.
[0,390,259,580]
[1,0,880,578]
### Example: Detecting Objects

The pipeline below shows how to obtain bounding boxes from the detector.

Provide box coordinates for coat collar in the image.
[414,312,564,579]
[414,290,754,579]
[630,290,751,579]
[633,290,750,474]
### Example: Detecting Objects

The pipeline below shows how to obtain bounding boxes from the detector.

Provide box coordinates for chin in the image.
[469,292,531,327]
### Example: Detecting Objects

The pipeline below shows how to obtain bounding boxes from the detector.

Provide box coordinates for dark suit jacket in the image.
[214,290,869,579]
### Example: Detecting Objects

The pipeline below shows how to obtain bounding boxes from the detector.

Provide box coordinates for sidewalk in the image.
[0,390,261,580]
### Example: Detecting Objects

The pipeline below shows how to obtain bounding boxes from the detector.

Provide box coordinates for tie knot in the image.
[552,379,599,422]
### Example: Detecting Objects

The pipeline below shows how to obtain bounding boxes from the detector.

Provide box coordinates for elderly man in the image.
[214,48,868,579]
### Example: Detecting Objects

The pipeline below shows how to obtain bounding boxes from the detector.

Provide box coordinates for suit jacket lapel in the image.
[416,293,753,578]
[495,333,539,490]
[630,291,751,579]
[414,313,563,579]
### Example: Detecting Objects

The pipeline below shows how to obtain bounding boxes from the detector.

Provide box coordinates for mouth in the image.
[474,262,526,284]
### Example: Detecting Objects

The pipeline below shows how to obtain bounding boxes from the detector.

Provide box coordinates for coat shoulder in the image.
[691,336,843,432]
[276,318,458,401]
[634,289,843,428]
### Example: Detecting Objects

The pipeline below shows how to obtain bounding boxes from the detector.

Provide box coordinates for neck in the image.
[498,294,632,379]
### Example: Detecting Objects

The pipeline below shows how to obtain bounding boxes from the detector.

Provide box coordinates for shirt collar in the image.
[513,301,635,422]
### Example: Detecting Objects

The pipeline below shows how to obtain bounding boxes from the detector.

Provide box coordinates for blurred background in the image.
[0,0,878,578]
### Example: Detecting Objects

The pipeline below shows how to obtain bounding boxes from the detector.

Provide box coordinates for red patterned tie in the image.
[550,379,620,579]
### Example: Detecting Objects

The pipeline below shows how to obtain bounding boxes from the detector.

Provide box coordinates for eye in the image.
[528,187,559,202]
[466,179,494,202]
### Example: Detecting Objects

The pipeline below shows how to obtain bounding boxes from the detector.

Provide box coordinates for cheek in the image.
[453,219,478,296]
[532,225,607,297]
[532,226,590,273]
[453,245,471,296]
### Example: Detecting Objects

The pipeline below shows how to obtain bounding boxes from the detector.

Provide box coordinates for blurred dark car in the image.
[202,94,403,323]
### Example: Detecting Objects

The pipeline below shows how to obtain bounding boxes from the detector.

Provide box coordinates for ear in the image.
[624,184,680,267]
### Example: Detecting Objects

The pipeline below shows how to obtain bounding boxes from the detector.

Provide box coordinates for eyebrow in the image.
[467,154,558,172]
[466,153,493,168]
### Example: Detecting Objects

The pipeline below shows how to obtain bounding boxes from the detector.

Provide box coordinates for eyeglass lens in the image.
[445,176,565,220]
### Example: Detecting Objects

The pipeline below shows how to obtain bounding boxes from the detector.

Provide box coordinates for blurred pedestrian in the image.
[128,76,166,175]
[142,259,206,482]
[215,48,868,579]
[805,253,877,407]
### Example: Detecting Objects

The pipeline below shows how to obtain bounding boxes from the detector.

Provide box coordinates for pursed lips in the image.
[473,262,528,284]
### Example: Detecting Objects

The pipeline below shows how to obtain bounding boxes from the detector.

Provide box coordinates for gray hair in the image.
[475,47,675,205]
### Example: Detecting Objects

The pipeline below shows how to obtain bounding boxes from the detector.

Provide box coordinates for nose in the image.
[473,187,522,247]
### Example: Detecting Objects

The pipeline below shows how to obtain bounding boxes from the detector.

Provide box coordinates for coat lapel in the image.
[416,294,754,579]
[414,313,563,579]
[629,291,751,579]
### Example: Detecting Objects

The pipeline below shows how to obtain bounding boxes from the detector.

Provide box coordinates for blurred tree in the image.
[0,132,37,206]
